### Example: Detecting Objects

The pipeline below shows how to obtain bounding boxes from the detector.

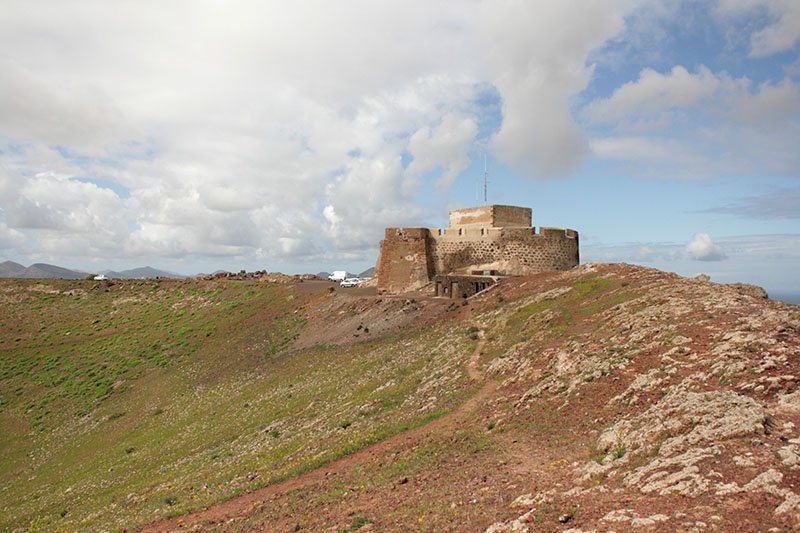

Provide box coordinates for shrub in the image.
[347,515,372,530]
[612,443,627,459]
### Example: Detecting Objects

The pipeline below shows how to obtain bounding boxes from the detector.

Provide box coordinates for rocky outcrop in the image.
[483,263,800,532]
[727,282,768,299]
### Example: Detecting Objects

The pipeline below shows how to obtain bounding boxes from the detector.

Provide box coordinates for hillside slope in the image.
[151,264,800,532]
[1,265,799,531]
[0,278,470,530]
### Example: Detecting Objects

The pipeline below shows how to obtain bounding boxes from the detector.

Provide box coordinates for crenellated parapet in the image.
[376,205,579,294]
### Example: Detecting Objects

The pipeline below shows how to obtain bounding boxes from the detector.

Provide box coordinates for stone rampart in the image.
[376,205,579,294]
[375,228,434,294]
[449,205,532,229]
[430,227,578,275]
[378,226,578,293]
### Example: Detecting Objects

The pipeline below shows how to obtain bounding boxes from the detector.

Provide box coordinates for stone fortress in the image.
[376,204,579,296]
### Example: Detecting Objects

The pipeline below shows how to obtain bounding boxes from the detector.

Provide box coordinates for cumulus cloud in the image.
[322,152,429,253]
[716,0,800,57]
[0,0,652,270]
[586,64,800,177]
[0,60,129,151]
[686,233,727,261]
[0,221,25,250]
[483,0,639,176]
[3,0,794,273]
[406,115,478,189]
[585,65,723,127]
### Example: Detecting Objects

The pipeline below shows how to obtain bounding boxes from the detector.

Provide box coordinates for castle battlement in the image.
[376,204,579,294]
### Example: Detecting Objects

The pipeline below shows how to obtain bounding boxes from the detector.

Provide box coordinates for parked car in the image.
[340,278,361,287]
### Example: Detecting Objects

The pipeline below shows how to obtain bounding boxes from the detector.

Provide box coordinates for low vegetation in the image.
[0,278,475,530]
[3,264,800,531]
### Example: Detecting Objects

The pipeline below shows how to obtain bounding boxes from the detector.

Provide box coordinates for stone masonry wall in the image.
[376,228,434,293]
[448,205,531,229]
[430,228,578,275]
[378,226,579,293]
[377,205,579,294]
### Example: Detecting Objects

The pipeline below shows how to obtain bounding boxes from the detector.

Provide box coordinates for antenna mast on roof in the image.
[483,154,488,203]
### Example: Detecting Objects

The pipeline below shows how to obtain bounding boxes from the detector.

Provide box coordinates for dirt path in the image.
[142,336,492,532]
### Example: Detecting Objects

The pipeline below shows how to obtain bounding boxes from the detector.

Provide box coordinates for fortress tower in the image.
[376,204,579,295]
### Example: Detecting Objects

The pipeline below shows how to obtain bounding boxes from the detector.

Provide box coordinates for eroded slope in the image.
[164,264,800,532]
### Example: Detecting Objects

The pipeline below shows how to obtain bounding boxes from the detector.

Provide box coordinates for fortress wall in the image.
[375,205,579,293]
[429,229,578,275]
[448,206,493,228]
[376,228,434,293]
[491,205,532,227]
[433,227,536,241]
[448,205,532,229]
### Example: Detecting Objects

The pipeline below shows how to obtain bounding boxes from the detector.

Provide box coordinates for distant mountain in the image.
[104,266,186,279]
[358,267,375,278]
[26,263,87,279]
[0,261,86,279]
[0,261,185,280]
[0,261,27,277]
[316,271,331,279]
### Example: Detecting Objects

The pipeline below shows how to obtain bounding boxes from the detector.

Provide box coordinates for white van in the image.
[327,271,348,282]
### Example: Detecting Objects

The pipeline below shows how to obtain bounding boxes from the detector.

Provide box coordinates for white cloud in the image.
[6,0,795,274]
[586,65,800,177]
[716,0,800,57]
[585,65,723,127]
[483,0,640,176]
[0,60,129,151]
[0,221,25,250]
[0,0,650,270]
[322,152,429,253]
[686,233,727,261]
[406,114,478,189]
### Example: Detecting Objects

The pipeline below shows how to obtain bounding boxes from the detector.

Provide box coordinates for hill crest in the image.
[1,263,798,531]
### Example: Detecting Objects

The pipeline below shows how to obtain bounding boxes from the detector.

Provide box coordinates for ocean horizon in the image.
[771,292,800,305]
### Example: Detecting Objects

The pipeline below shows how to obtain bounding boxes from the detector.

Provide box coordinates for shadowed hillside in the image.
[2,265,799,531]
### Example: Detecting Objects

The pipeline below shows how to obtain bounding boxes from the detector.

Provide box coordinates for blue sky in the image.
[0,1,798,297]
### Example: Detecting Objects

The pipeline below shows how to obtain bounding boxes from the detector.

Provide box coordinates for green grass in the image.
[0,280,272,426]
[244,429,497,529]
[0,269,651,531]
[0,279,476,531]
